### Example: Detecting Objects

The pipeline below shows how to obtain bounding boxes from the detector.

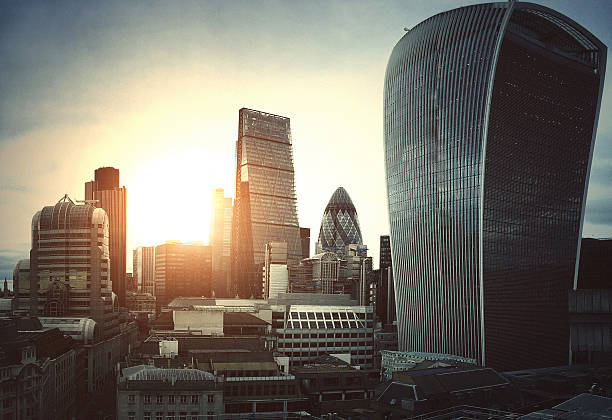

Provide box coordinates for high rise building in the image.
[384,3,606,371]
[231,108,302,298]
[209,188,233,297]
[85,167,127,307]
[316,187,363,258]
[133,246,155,294]
[263,242,289,299]
[577,238,612,289]
[28,195,119,338]
[300,227,310,260]
[377,235,395,326]
[154,241,212,307]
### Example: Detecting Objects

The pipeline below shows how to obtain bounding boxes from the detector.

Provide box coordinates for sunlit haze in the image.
[1,0,612,279]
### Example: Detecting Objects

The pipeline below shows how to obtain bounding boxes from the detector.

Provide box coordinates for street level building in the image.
[231,108,302,299]
[384,2,607,370]
[85,167,127,307]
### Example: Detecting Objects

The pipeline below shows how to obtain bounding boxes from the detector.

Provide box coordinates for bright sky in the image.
[1,0,612,280]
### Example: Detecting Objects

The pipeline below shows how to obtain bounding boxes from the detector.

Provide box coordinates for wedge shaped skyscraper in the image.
[316,187,363,258]
[231,108,302,298]
[384,2,606,370]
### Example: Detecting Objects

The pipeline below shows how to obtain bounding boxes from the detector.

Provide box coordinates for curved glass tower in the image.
[317,187,363,258]
[384,2,606,370]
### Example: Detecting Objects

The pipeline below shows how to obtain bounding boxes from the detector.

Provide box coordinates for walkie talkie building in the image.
[231,108,302,298]
[384,2,606,370]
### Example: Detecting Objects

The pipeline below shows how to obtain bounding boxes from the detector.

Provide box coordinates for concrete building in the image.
[28,195,119,338]
[85,166,127,307]
[133,246,155,295]
[384,2,607,370]
[291,252,340,294]
[126,291,156,317]
[0,318,76,420]
[210,188,233,298]
[12,259,30,315]
[377,235,395,326]
[154,241,212,307]
[231,108,302,299]
[300,227,310,260]
[263,242,289,299]
[117,365,223,420]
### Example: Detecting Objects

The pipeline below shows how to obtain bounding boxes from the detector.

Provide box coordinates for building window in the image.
[207,412,214,417]
[167,412,175,420]
[157,395,164,404]
[128,412,135,420]
[168,395,175,404]
[207,394,215,403]
[128,395,135,405]
[191,395,199,404]
[144,412,151,420]
[190,413,199,420]
[156,413,163,420]
[179,413,187,420]
[144,395,152,405]
[180,395,188,404]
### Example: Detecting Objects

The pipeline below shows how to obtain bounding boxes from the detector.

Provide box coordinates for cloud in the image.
[0,178,28,193]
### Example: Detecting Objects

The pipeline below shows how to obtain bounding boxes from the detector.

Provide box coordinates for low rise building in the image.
[117,365,223,420]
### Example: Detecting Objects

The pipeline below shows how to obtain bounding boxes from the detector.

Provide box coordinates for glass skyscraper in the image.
[384,2,606,370]
[316,187,363,259]
[231,108,302,298]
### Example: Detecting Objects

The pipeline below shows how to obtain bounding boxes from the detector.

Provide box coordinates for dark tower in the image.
[384,2,606,370]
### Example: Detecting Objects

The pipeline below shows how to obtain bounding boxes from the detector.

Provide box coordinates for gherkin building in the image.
[317,187,363,258]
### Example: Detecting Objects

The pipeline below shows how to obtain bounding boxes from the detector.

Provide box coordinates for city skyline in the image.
[1,0,612,281]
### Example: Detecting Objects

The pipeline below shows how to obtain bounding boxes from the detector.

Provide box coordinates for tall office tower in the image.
[133,246,155,294]
[377,235,395,326]
[154,241,212,307]
[291,252,340,293]
[28,195,119,338]
[316,187,363,259]
[231,108,302,298]
[210,188,233,297]
[263,242,289,299]
[384,2,606,371]
[85,167,127,307]
[299,227,310,260]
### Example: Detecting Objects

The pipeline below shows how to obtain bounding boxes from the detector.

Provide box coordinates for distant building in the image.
[126,291,156,316]
[377,235,395,326]
[263,242,289,299]
[85,167,127,307]
[316,187,362,258]
[12,259,30,315]
[209,188,233,297]
[125,272,136,292]
[384,2,607,370]
[28,195,119,338]
[133,246,155,294]
[116,365,223,420]
[231,108,302,299]
[577,238,612,289]
[154,241,212,307]
[300,227,310,260]
[291,252,340,294]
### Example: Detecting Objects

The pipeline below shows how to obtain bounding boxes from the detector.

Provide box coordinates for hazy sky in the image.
[1,0,612,281]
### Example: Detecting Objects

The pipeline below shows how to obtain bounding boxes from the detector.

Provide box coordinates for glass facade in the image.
[384,3,606,370]
[231,108,302,298]
[317,187,363,258]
